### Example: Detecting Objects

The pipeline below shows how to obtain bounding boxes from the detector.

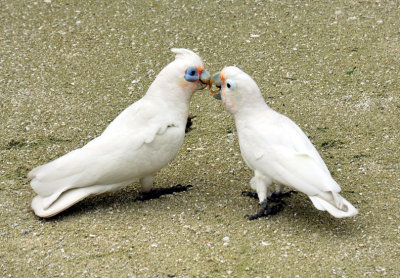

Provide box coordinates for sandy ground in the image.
[1,0,399,277]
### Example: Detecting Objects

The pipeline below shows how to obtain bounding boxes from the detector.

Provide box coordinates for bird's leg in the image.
[243,172,285,220]
[140,175,154,193]
[241,174,266,199]
[136,176,193,201]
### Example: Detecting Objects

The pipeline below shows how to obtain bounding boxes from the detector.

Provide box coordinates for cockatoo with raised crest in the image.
[29,48,210,218]
[210,66,358,219]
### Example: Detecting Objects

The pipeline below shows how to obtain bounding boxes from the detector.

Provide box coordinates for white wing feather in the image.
[238,109,333,188]
[240,125,339,196]
[29,96,184,214]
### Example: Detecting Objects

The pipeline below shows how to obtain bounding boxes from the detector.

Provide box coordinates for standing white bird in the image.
[28,48,210,218]
[210,66,358,219]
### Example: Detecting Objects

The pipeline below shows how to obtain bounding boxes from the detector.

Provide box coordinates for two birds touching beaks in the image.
[28,48,358,219]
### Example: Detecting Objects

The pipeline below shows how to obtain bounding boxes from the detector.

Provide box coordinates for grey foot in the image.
[185,116,196,133]
[241,191,259,199]
[136,184,193,201]
[268,190,297,203]
[242,190,297,220]
[242,190,297,203]
[245,200,284,220]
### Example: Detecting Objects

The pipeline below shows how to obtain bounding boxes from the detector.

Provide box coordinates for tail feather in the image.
[28,145,137,217]
[30,171,83,197]
[27,164,44,180]
[28,147,96,198]
[31,185,105,218]
[31,181,132,218]
[309,194,358,218]
[28,150,96,212]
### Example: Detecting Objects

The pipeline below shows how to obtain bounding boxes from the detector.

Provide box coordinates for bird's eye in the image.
[184,67,198,82]
[224,79,236,91]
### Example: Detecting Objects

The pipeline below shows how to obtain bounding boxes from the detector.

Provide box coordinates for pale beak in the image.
[210,72,221,100]
[197,70,211,89]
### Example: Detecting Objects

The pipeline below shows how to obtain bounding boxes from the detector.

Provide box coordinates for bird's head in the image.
[152,48,210,99]
[210,66,264,115]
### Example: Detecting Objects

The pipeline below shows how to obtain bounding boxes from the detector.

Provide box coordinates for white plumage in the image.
[214,66,358,218]
[29,48,210,218]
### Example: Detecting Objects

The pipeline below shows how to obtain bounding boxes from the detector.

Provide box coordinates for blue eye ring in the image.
[184,67,199,82]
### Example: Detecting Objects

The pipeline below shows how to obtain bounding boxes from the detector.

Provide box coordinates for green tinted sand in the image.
[1,1,399,277]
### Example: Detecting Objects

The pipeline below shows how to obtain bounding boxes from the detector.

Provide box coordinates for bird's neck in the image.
[234,100,269,118]
[233,102,271,130]
[145,82,192,121]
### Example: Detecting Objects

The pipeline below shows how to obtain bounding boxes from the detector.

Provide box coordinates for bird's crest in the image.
[171,48,199,61]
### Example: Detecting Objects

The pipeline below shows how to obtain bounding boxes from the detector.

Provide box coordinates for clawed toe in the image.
[245,201,284,220]
[241,191,259,199]
[136,184,193,201]
[242,189,296,219]
[268,190,297,203]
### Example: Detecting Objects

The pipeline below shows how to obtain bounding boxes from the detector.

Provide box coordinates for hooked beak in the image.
[210,72,222,100]
[197,70,211,90]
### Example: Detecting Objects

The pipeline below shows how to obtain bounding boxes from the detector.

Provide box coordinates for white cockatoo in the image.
[28,48,210,218]
[210,66,358,219]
